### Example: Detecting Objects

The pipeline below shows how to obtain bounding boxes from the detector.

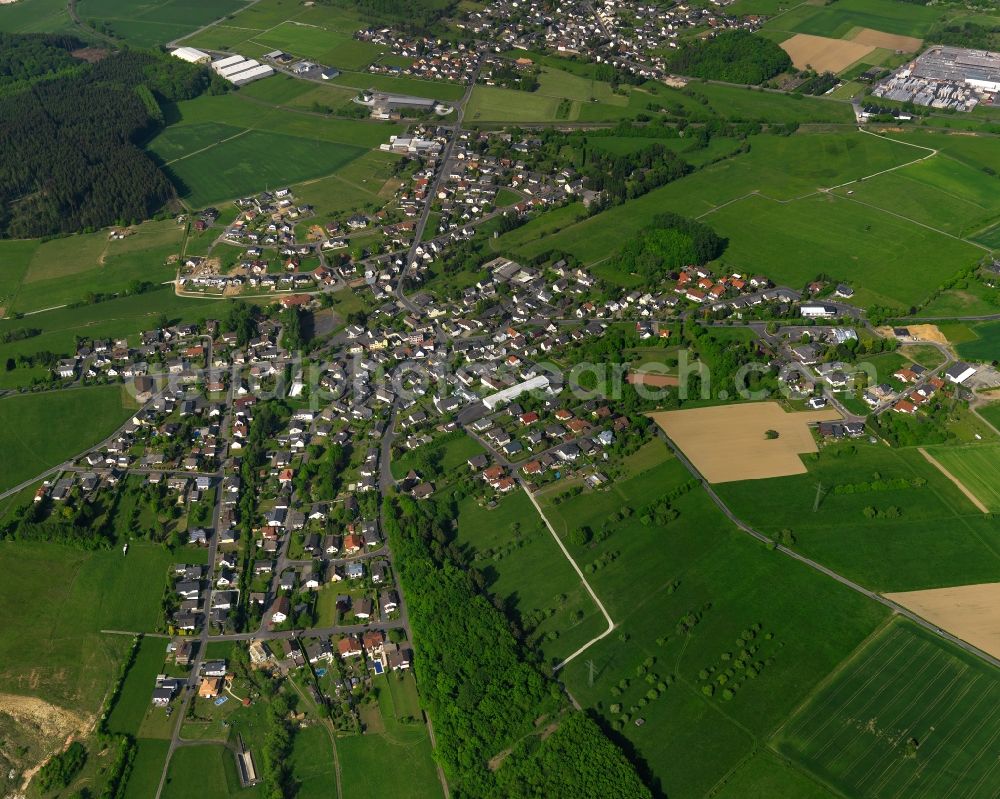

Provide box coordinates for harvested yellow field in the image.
[849,27,922,53]
[886,583,1000,660]
[650,402,842,483]
[780,33,874,73]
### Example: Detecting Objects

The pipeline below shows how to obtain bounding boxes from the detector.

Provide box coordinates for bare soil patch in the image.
[71,47,110,63]
[627,371,679,388]
[849,27,921,53]
[780,33,874,73]
[650,401,842,483]
[886,583,1000,659]
[0,694,87,740]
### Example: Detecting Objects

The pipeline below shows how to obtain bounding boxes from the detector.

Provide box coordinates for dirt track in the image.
[918,447,989,513]
[887,583,1000,659]
[650,402,842,483]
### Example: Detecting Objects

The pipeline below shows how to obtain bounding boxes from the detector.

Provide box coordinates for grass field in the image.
[715,750,837,799]
[495,132,980,308]
[716,444,1000,591]
[0,239,39,313]
[106,637,170,737]
[704,192,982,308]
[180,0,384,70]
[0,385,132,492]
[454,490,606,664]
[123,739,171,799]
[763,0,940,38]
[159,129,365,207]
[76,0,249,47]
[955,321,1000,362]
[536,444,889,799]
[775,619,1000,799]
[979,403,1000,432]
[161,744,259,799]
[8,220,184,313]
[831,149,1000,238]
[0,540,175,714]
[0,0,75,33]
[337,677,441,799]
[925,443,1000,511]
[293,149,401,216]
[291,726,338,799]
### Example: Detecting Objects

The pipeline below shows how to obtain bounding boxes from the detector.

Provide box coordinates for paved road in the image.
[395,65,479,314]
[659,431,1000,671]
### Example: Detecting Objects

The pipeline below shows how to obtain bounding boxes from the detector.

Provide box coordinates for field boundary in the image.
[918,447,989,513]
[521,485,615,671]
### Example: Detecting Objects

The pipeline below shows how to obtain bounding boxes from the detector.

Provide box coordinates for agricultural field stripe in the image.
[866,663,969,794]
[918,447,989,514]
[785,628,915,747]
[916,692,1000,799]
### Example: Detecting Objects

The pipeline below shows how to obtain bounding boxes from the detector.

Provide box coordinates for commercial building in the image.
[171,47,211,65]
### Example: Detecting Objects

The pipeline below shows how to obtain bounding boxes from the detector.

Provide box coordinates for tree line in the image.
[383,493,651,798]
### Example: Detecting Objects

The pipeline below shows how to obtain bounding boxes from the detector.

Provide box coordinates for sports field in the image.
[923,443,1000,512]
[651,403,843,483]
[775,620,1000,799]
[76,0,249,48]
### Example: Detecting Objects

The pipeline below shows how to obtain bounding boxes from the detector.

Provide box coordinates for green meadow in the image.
[926,443,1000,512]
[161,129,364,207]
[337,676,442,799]
[0,0,75,33]
[763,0,940,38]
[494,131,979,306]
[7,220,184,314]
[76,0,250,48]
[775,620,1000,799]
[715,443,1000,591]
[453,490,607,665]
[106,637,171,737]
[0,540,176,715]
[161,744,260,799]
[955,321,1000,362]
[534,443,888,799]
[0,385,133,491]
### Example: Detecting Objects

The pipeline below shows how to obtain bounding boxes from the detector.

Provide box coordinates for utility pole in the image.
[586,659,597,687]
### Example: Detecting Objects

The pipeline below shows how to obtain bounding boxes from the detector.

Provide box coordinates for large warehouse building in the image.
[211,54,274,86]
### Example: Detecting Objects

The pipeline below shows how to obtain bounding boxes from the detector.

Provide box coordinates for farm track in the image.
[918,447,990,513]
[522,486,616,672]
